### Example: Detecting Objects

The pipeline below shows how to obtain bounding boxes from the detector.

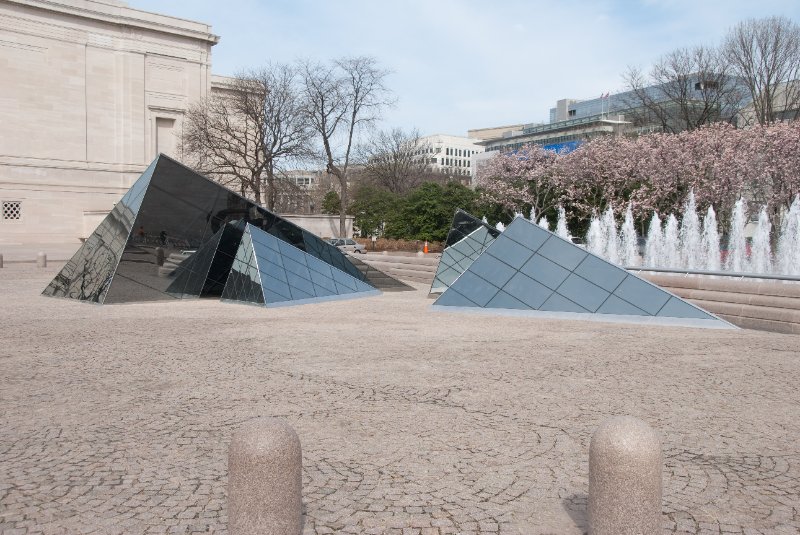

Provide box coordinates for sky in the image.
[128,0,800,137]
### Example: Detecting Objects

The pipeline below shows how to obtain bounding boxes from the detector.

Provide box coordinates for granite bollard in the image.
[36,252,46,268]
[588,416,662,535]
[228,419,302,535]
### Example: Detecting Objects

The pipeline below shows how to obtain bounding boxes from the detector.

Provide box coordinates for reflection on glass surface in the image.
[43,155,371,304]
[221,224,379,307]
[434,217,722,324]
[42,159,158,303]
[430,209,501,294]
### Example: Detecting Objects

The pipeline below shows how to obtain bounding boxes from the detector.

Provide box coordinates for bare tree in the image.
[357,128,437,194]
[182,63,313,208]
[623,45,745,132]
[724,16,800,125]
[300,56,392,237]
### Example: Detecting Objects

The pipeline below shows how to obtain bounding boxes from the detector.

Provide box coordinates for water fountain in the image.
[538,216,550,231]
[777,195,800,276]
[644,213,664,268]
[586,214,606,258]
[620,205,639,266]
[555,206,570,240]
[663,215,681,268]
[701,206,721,271]
[602,206,620,265]
[749,207,772,274]
[725,198,747,272]
[535,192,799,276]
[679,191,702,269]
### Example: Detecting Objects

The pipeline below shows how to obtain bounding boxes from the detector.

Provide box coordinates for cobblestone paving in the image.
[1,265,799,534]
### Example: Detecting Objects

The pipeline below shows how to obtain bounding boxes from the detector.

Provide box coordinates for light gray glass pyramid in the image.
[433,217,735,329]
[221,224,380,307]
[430,209,500,294]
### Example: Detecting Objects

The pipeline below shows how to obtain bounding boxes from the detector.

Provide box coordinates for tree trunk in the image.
[265,162,276,211]
[339,177,348,237]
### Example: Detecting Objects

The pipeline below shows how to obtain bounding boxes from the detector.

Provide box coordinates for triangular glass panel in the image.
[165,222,245,298]
[433,217,735,329]
[221,224,380,308]
[42,158,158,303]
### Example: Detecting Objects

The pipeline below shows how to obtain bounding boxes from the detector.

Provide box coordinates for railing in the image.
[625,266,800,283]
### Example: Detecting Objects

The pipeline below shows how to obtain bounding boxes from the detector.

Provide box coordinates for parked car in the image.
[328,238,365,254]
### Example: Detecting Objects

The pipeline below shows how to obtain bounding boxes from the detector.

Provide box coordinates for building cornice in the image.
[5,0,219,46]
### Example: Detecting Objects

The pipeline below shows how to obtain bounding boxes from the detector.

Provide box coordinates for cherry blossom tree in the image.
[476,145,563,219]
[478,121,800,233]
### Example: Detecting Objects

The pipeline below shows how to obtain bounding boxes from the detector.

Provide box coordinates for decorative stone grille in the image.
[2,201,21,220]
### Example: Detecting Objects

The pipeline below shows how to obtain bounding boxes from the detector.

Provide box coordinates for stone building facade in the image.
[0,0,219,243]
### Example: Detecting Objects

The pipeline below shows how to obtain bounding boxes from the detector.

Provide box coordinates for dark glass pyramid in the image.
[221,224,380,307]
[43,155,369,304]
[430,209,500,294]
[433,217,735,329]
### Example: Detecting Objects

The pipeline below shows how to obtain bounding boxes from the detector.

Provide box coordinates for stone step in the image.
[346,255,414,292]
[639,272,800,334]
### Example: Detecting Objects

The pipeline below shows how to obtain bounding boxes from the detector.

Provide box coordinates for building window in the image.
[568,109,576,117]
[2,201,22,221]
[695,80,718,90]
[155,117,176,157]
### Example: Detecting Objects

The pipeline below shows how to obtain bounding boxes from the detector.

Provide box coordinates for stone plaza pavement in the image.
[1,264,799,535]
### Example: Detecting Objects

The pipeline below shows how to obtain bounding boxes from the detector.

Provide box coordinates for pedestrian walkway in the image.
[0,242,80,262]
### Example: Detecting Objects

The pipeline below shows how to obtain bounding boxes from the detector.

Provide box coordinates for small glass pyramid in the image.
[221,224,380,307]
[430,209,500,294]
[433,217,735,329]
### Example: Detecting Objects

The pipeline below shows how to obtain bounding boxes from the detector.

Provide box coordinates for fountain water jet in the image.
[725,198,747,272]
[620,205,639,266]
[555,206,569,240]
[701,206,721,271]
[538,216,550,231]
[749,206,773,274]
[601,206,620,265]
[663,215,681,268]
[644,213,664,268]
[680,191,702,269]
[777,195,800,276]
[586,214,606,258]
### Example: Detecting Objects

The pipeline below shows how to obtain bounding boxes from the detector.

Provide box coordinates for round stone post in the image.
[36,252,47,268]
[589,416,662,535]
[155,247,165,266]
[228,419,302,535]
